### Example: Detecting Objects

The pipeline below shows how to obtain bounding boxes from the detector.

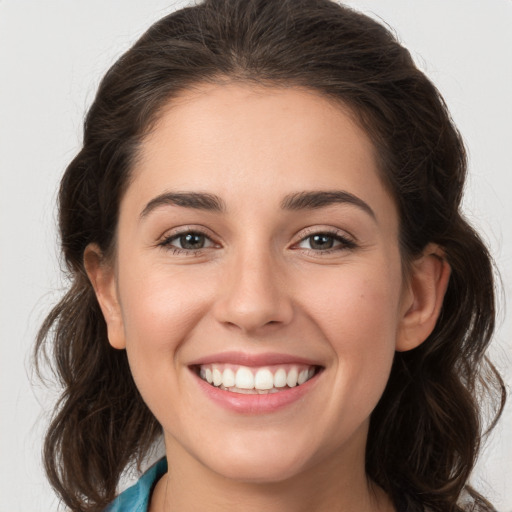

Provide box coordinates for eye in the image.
[159,230,216,252]
[296,232,356,252]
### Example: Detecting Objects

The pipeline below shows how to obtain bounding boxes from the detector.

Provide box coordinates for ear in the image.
[84,243,126,350]
[396,244,451,352]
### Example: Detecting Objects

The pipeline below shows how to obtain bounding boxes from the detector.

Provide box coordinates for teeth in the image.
[254,368,274,390]
[298,369,309,385]
[222,368,235,387]
[274,368,287,388]
[212,368,223,386]
[198,363,318,393]
[235,367,254,389]
[286,368,298,387]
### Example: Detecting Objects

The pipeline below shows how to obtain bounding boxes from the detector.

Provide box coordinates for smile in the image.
[196,363,319,394]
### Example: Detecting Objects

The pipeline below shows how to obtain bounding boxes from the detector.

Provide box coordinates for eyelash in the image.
[158,229,215,255]
[293,229,357,254]
[157,228,357,256]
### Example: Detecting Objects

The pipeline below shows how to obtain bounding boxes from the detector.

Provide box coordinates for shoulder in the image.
[104,458,167,512]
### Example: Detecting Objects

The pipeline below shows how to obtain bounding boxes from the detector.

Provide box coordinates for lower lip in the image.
[191,369,321,414]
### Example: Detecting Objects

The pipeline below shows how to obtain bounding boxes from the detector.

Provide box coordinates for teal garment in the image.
[105,458,167,512]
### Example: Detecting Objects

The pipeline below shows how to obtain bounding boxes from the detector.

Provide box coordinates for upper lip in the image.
[188,351,323,368]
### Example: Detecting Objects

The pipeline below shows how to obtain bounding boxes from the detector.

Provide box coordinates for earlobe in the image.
[396,244,451,352]
[84,243,126,350]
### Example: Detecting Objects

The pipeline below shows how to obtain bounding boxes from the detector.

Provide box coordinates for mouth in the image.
[192,363,322,395]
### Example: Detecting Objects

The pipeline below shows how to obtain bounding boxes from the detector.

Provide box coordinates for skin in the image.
[86,83,450,511]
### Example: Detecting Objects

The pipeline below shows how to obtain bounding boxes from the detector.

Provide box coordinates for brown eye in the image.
[308,234,335,250]
[160,231,215,252]
[297,232,356,252]
[179,233,206,249]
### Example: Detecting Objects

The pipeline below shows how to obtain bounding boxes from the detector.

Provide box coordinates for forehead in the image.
[124,82,396,223]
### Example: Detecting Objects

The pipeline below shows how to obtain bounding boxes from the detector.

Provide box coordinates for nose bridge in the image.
[215,238,293,333]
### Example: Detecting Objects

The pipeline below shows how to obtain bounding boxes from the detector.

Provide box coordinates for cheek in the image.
[119,260,206,334]
[116,262,217,421]
[300,264,402,345]
[116,260,215,380]
[297,262,402,405]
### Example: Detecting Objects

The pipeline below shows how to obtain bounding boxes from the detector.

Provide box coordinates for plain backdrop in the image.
[1,1,511,510]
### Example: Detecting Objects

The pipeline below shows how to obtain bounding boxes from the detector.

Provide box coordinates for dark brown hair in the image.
[35,1,505,511]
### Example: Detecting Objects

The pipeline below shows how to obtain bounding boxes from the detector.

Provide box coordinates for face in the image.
[93,84,422,484]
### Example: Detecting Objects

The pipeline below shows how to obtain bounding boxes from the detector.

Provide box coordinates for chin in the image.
[194,434,316,484]
[211,455,309,484]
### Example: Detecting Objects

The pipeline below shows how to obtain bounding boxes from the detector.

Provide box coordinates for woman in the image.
[35,0,506,511]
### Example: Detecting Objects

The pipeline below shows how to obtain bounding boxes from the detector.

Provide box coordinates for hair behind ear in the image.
[35,272,160,510]
[367,219,505,512]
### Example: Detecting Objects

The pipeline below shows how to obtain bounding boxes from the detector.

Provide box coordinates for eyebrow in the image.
[140,189,375,220]
[140,192,226,218]
[281,190,376,220]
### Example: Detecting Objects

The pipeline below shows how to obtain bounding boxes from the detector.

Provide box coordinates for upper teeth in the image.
[199,364,316,392]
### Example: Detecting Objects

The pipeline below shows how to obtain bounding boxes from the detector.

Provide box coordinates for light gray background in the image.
[1,1,510,510]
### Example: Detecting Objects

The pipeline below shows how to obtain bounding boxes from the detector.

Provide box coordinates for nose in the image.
[213,247,294,334]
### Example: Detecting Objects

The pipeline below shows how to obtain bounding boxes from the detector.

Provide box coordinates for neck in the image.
[149,433,394,512]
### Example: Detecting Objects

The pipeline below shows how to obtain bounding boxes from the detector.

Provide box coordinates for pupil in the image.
[181,233,204,249]
[311,234,333,250]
